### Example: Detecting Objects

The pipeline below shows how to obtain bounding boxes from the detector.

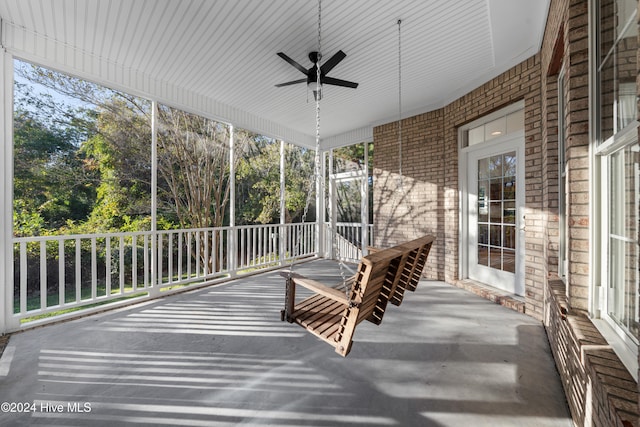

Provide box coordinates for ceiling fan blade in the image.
[322,76,358,89]
[275,78,307,87]
[277,52,309,75]
[320,50,346,75]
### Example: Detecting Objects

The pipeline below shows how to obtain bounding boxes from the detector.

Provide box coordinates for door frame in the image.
[459,131,525,295]
[329,169,368,262]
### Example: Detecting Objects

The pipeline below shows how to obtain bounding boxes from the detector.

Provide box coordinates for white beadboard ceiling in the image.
[0,0,549,148]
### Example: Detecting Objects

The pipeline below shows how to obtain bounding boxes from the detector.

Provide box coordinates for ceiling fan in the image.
[275,50,359,100]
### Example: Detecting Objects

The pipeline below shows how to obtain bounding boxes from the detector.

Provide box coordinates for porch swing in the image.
[279,10,435,357]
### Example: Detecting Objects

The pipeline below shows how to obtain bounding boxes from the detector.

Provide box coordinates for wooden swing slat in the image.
[281,234,435,356]
[286,273,348,304]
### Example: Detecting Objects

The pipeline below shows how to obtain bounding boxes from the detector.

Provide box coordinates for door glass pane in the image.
[503,250,516,273]
[478,158,490,179]
[478,224,488,245]
[504,152,517,176]
[489,202,502,223]
[478,180,489,222]
[504,201,516,224]
[478,245,488,266]
[490,178,503,200]
[489,155,502,177]
[489,247,502,270]
[477,152,517,273]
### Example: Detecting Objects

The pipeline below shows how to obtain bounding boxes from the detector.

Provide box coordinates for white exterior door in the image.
[466,135,525,295]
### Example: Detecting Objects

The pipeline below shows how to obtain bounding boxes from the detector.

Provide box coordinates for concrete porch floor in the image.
[0,260,572,426]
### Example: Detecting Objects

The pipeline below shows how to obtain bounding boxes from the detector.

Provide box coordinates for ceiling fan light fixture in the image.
[308,81,322,101]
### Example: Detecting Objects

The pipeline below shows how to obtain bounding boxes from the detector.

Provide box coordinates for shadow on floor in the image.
[0,260,572,426]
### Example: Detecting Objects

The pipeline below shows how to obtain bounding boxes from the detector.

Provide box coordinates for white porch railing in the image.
[325,222,374,263]
[11,222,317,329]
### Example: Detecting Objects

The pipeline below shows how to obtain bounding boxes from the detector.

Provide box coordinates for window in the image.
[464,109,524,147]
[558,70,568,281]
[593,0,639,378]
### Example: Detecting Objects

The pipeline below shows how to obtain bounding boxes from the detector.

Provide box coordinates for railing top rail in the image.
[234,222,316,230]
[13,230,156,243]
[13,222,323,243]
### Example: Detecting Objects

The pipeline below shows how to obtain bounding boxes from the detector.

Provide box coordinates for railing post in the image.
[1,50,18,333]
[228,125,237,275]
[362,142,369,256]
[279,140,286,265]
[328,149,336,260]
[317,150,326,258]
[149,101,160,298]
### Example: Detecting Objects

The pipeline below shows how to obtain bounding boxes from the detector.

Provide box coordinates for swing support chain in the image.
[285,0,352,307]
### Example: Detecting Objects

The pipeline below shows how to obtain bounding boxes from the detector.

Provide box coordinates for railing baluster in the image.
[143,234,148,288]
[196,231,201,278]
[168,232,174,284]
[132,235,137,291]
[40,241,47,310]
[204,230,209,277]
[302,224,306,256]
[119,236,125,294]
[58,240,65,307]
[106,236,112,296]
[267,226,271,262]
[178,232,183,282]
[158,233,164,285]
[252,228,257,266]
[75,238,81,302]
[262,226,267,264]
[271,226,276,262]
[219,230,224,272]
[289,224,293,259]
[240,228,245,268]
[187,232,192,279]
[91,237,97,300]
[20,242,27,314]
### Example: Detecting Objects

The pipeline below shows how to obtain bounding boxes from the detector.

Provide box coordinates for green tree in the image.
[80,97,154,231]
[235,139,315,225]
[13,106,98,234]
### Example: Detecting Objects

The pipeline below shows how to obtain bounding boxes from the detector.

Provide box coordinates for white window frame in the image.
[590,0,639,380]
[593,126,639,380]
[558,69,568,283]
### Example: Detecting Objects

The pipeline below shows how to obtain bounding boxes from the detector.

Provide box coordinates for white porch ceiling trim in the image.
[322,126,373,150]
[1,20,316,148]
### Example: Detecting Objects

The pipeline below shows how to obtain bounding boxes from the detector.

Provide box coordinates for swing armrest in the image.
[279,272,349,305]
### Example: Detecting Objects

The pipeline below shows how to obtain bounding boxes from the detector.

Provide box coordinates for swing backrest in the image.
[333,235,435,354]
[390,235,434,303]
[331,247,404,355]
[366,234,435,324]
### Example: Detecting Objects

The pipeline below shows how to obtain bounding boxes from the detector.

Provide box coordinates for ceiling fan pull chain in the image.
[316,0,322,101]
[317,0,322,58]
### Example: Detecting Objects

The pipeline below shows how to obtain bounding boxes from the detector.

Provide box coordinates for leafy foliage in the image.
[13,60,321,237]
[235,139,315,224]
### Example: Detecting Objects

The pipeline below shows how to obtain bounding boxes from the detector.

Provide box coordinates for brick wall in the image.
[565,0,591,313]
[373,56,543,316]
[373,110,445,281]
[547,280,639,426]
[372,0,640,425]
[542,1,640,426]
